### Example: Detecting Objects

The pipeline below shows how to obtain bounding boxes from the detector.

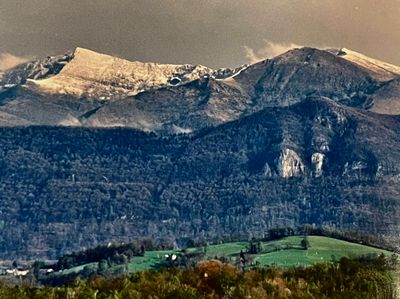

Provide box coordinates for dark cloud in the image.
[0,0,399,68]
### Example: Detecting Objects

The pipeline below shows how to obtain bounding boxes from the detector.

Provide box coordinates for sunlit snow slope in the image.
[27,47,215,100]
[332,48,400,81]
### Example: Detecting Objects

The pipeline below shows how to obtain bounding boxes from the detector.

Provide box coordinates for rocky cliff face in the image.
[0,51,74,86]
[276,148,305,178]
[369,77,400,115]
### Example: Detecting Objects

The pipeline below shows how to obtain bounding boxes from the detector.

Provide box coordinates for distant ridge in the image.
[0,46,399,131]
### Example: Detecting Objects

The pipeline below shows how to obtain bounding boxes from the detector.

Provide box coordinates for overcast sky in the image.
[0,0,399,69]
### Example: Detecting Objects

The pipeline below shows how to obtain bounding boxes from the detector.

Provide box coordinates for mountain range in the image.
[1,46,399,132]
[0,46,399,259]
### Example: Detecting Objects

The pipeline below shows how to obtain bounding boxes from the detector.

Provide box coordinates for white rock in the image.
[263,163,274,177]
[344,161,368,175]
[276,148,305,178]
[172,125,192,134]
[311,153,326,177]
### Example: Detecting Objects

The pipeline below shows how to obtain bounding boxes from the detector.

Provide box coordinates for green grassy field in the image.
[254,236,394,267]
[127,250,173,272]
[123,236,393,272]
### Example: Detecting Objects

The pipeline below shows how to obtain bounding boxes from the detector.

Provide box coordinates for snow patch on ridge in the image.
[26,47,215,99]
[332,48,400,81]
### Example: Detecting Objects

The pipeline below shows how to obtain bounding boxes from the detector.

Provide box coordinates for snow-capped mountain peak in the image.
[25,47,218,100]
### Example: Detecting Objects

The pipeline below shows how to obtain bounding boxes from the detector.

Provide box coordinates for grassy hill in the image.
[253,236,394,267]
[29,236,398,286]
[55,236,394,277]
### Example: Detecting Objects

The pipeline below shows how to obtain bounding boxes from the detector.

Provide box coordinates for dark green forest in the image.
[0,98,399,259]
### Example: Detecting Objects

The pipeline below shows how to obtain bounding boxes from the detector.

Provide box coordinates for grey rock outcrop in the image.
[311,153,326,177]
[276,148,305,178]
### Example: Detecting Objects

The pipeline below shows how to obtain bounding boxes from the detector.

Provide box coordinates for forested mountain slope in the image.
[0,97,399,259]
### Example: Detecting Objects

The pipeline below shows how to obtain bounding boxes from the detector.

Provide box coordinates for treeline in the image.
[1,256,397,299]
[48,238,179,273]
[55,241,145,271]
